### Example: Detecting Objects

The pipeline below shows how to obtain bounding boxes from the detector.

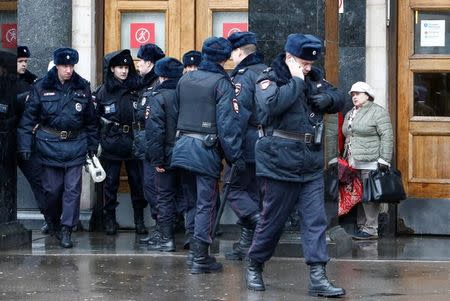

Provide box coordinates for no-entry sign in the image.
[2,23,17,49]
[223,23,248,38]
[130,23,155,48]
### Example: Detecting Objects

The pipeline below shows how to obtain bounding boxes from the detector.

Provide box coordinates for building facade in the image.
[6,0,450,234]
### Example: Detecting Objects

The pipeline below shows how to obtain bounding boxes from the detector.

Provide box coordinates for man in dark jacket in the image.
[223,31,267,261]
[16,45,49,233]
[182,50,202,73]
[144,57,184,252]
[132,44,166,243]
[171,37,244,274]
[245,34,346,297]
[17,48,98,248]
[96,49,147,235]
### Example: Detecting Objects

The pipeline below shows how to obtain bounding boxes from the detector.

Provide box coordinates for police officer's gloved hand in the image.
[20,152,31,161]
[309,93,333,111]
[233,157,246,173]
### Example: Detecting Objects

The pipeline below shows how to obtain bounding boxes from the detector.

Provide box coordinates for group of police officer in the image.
[16,31,345,297]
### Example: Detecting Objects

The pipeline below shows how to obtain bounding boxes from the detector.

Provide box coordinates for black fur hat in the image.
[155,57,184,78]
[182,50,202,67]
[228,31,257,49]
[53,47,79,65]
[137,43,165,63]
[109,49,133,67]
[284,34,322,61]
[17,46,30,58]
[201,37,232,63]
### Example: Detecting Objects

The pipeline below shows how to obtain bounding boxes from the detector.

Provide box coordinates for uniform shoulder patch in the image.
[232,98,239,114]
[145,105,151,119]
[235,83,242,96]
[259,79,271,90]
[237,68,247,74]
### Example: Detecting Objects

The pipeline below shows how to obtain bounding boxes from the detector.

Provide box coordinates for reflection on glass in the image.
[121,12,165,57]
[414,73,450,117]
[414,10,450,55]
[212,12,248,38]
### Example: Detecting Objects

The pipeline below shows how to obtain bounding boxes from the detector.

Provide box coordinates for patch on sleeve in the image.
[144,105,151,119]
[104,103,116,114]
[259,79,271,90]
[0,104,8,113]
[235,83,242,96]
[25,94,30,102]
[232,98,239,114]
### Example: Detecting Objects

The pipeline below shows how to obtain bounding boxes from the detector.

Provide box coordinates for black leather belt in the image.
[271,129,313,143]
[40,125,81,140]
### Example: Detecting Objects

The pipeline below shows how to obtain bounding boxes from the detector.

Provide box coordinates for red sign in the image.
[2,23,17,49]
[223,23,248,38]
[130,23,155,48]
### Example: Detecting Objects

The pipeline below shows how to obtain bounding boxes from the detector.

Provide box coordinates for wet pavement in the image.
[0,231,449,300]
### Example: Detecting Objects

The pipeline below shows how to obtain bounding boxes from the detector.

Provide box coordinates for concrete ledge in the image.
[0,222,32,250]
[17,209,93,231]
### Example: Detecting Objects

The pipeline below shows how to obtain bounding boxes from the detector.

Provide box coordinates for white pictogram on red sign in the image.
[6,28,16,43]
[135,28,151,44]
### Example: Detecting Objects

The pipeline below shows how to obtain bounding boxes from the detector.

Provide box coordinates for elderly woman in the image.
[342,81,394,240]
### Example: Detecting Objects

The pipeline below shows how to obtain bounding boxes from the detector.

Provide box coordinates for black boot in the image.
[308,263,345,297]
[104,210,117,235]
[133,208,148,235]
[139,225,161,244]
[190,238,223,274]
[147,225,175,252]
[226,214,259,260]
[41,222,49,234]
[60,226,73,248]
[46,220,61,240]
[246,259,265,291]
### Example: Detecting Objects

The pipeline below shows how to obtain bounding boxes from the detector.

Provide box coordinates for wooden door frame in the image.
[0,0,16,11]
[397,0,450,198]
[104,0,183,58]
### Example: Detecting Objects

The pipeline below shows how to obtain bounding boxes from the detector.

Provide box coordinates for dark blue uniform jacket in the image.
[230,52,267,163]
[144,78,179,168]
[254,53,345,182]
[96,52,142,161]
[17,67,98,167]
[171,61,243,178]
[133,69,159,159]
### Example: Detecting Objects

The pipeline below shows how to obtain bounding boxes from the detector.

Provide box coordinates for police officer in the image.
[171,37,244,274]
[246,34,346,297]
[96,49,147,235]
[18,48,98,248]
[182,50,202,73]
[144,57,184,252]
[16,46,49,233]
[133,43,166,243]
[223,31,267,261]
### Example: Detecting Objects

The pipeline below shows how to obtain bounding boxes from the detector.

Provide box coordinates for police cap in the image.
[17,46,30,58]
[284,34,322,61]
[202,37,232,63]
[155,57,184,78]
[53,47,79,65]
[137,43,165,63]
[228,31,257,50]
[182,50,202,67]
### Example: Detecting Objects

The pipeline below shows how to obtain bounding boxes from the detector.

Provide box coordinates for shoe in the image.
[147,225,175,252]
[308,263,345,297]
[190,238,223,274]
[352,230,378,240]
[41,222,49,235]
[60,226,73,248]
[133,208,148,235]
[139,227,161,244]
[246,259,265,291]
[104,210,118,235]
